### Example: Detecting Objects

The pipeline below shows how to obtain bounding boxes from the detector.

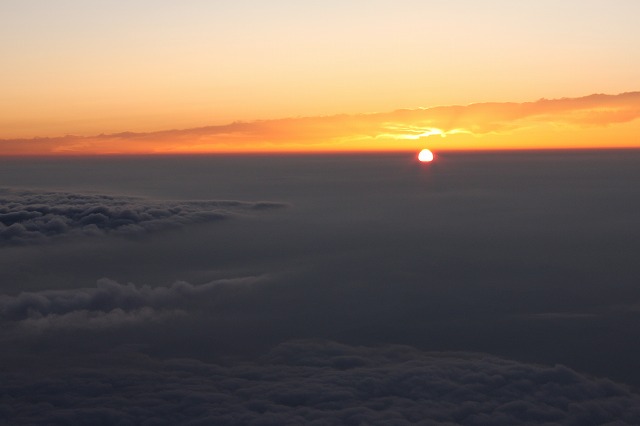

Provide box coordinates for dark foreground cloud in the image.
[2,340,640,425]
[0,276,268,330]
[0,188,286,245]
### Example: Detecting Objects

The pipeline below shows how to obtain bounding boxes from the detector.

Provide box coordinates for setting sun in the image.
[418,149,434,162]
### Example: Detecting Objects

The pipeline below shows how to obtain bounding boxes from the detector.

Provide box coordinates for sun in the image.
[418,149,434,162]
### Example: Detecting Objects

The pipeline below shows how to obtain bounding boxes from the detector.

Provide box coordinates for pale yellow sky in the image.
[1,0,640,144]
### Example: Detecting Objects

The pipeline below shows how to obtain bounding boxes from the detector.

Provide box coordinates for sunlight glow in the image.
[2,92,640,155]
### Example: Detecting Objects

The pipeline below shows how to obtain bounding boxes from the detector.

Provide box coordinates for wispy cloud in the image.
[0,276,269,329]
[2,92,639,154]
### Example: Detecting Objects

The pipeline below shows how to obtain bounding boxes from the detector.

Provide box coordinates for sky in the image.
[1,0,640,153]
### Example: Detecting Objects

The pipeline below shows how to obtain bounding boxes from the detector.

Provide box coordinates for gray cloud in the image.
[0,276,269,329]
[0,188,286,245]
[2,340,640,425]
[2,152,640,424]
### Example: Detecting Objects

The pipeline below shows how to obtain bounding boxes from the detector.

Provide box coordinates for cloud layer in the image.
[2,92,639,154]
[2,152,640,424]
[0,276,268,329]
[0,188,285,245]
[2,340,640,425]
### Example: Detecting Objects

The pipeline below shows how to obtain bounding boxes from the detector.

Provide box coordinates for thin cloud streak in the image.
[2,92,639,155]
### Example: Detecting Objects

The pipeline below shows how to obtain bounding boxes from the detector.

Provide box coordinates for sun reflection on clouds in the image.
[378,126,446,140]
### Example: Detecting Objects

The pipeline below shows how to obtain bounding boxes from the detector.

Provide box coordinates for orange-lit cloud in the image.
[2,92,639,155]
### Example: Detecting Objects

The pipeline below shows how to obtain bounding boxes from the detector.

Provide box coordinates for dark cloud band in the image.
[0,188,286,245]
[2,340,640,425]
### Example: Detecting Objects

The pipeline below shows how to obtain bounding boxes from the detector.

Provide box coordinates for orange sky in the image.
[1,1,640,154]
[2,92,639,155]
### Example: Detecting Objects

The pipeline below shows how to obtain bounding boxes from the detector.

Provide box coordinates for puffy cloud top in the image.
[0,188,286,245]
[2,340,640,425]
[0,276,267,329]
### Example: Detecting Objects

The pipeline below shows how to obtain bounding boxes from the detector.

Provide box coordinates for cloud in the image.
[0,188,286,245]
[1,91,639,154]
[2,340,640,425]
[0,276,269,331]
[1,151,640,423]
